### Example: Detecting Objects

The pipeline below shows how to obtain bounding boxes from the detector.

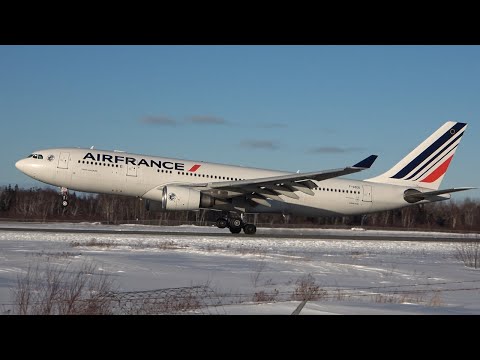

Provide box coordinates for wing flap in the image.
[287,182,315,196]
[272,188,300,199]
[248,196,272,207]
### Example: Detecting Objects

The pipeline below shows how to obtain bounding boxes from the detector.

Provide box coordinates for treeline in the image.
[1,185,480,231]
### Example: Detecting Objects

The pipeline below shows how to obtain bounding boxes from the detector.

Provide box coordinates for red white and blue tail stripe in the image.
[366,121,467,190]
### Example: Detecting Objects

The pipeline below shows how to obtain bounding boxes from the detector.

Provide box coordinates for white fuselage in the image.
[15,148,439,217]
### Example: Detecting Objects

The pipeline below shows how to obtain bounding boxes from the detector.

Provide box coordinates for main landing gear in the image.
[60,187,69,207]
[216,215,257,235]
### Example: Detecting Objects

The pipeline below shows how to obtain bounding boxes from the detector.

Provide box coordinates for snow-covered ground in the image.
[1,222,479,315]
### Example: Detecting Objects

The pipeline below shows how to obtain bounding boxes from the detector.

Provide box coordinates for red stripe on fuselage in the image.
[188,164,201,172]
[420,155,453,183]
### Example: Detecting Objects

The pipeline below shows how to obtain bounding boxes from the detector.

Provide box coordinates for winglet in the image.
[353,155,378,169]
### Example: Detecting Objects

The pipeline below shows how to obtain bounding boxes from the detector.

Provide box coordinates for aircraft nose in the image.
[15,159,27,173]
[16,158,43,179]
[15,159,35,176]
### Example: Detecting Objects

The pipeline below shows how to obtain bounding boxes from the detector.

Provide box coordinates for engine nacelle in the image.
[161,185,216,211]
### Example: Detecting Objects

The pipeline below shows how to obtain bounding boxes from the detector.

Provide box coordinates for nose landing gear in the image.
[60,187,69,207]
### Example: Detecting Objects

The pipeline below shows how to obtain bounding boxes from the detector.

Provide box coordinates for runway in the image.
[0,223,478,242]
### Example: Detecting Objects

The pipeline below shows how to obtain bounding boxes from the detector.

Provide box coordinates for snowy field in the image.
[0,222,479,315]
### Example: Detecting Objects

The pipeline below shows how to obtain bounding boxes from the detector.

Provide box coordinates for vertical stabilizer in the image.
[365,121,467,190]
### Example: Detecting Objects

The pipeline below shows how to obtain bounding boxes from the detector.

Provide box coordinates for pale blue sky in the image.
[1,45,479,199]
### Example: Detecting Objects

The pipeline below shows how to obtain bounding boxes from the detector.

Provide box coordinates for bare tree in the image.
[4,185,480,231]
[250,258,267,288]
[291,274,327,301]
[455,241,480,269]
[12,260,116,315]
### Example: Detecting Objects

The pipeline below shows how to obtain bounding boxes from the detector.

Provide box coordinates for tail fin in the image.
[365,121,467,190]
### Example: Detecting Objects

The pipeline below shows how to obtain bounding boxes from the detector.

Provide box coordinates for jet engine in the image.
[161,185,216,211]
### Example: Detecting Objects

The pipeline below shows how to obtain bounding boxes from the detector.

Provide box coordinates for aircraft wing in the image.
[194,155,378,201]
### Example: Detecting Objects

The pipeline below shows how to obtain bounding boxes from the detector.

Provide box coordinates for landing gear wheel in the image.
[228,218,243,234]
[230,227,242,234]
[216,218,228,229]
[243,223,257,235]
[230,218,242,228]
[220,213,257,235]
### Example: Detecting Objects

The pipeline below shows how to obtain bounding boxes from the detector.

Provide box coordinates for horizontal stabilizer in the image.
[404,187,476,202]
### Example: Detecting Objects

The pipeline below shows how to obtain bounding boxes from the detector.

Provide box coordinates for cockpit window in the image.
[28,154,44,159]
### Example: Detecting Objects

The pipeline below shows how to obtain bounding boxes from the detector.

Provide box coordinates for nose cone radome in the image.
[15,159,27,173]
[15,158,38,177]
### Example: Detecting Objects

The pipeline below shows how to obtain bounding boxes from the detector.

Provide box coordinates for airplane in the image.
[15,121,475,235]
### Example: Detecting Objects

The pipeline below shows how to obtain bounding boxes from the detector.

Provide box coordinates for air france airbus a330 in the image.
[15,121,475,234]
